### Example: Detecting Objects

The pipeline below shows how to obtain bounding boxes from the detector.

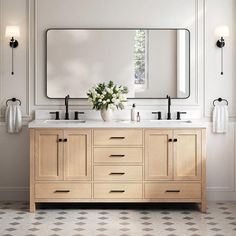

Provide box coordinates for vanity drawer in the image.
[94,166,142,181]
[94,183,142,199]
[35,183,91,199]
[93,129,143,146]
[94,147,143,163]
[145,182,201,199]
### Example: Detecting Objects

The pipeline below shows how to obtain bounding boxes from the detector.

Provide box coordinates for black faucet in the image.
[65,94,70,120]
[166,95,171,120]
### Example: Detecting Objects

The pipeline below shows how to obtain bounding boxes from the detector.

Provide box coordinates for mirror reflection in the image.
[46,29,190,99]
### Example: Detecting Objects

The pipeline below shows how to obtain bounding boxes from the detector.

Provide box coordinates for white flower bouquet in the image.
[87,81,128,111]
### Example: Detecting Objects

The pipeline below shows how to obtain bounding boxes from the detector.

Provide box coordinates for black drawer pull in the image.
[173,139,178,142]
[110,137,125,139]
[109,190,125,193]
[58,139,63,142]
[109,172,125,175]
[54,190,70,193]
[165,190,180,193]
[109,155,125,158]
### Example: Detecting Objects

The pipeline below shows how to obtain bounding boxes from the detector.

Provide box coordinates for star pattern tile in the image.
[0,202,236,236]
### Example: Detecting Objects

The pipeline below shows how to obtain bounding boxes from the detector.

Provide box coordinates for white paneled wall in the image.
[0,0,236,201]
[206,123,235,193]
[0,124,29,200]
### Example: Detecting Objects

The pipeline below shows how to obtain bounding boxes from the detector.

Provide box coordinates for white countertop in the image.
[28,119,207,129]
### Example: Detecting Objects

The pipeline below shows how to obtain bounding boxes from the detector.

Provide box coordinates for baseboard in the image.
[0,188,236,202]
[0,187,29,201]
[207,191,236,201]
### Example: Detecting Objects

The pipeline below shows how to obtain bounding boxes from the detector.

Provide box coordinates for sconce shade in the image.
[5,26,20,38]
[215,25,229,37]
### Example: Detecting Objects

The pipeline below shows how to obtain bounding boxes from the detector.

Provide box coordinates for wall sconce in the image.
[5,26,20,75]
[215,26,229,75]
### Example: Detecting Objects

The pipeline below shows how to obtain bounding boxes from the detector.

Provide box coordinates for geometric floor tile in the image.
[0,201,236,236]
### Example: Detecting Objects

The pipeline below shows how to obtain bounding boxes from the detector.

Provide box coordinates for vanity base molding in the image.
[30,128,206,213]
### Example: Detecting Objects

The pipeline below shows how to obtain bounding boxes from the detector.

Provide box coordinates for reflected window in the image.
[134,30,147,89]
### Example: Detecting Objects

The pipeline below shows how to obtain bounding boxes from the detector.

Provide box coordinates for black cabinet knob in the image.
[58,139,63,142]
[63,138,68,142]
[173,139,178,142]
[168,139,173,142]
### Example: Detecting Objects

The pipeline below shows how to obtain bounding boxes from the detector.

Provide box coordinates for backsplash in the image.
[34,108,202,121]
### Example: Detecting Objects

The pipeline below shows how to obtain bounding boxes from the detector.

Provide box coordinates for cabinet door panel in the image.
[145,130,173,180]
[64,129,91,180]
[35,129,63,180]
[174,130,201,180]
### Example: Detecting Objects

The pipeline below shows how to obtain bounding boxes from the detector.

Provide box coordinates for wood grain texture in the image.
[64,129,92,180]
[29,129,35,212]
[35,129,64,181]
[145,182,201,199]
[173,129,201,181]
[201,129,207,213]
[94,165,142,181]
[35,182,91,199]
[93,129,143,146]
[94,147,143,163]
[94,183,143,199]
[30,128,206,212]
[144,129,173,180]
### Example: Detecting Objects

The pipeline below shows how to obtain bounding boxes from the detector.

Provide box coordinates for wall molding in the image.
[0,0,6,116]
[0,0,31,119]
[207,187,235,192]
[0,187,29,201]
[32,0,203,108]
[0,0,3,110]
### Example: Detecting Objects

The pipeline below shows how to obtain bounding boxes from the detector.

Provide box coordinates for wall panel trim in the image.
[33,0,203,108]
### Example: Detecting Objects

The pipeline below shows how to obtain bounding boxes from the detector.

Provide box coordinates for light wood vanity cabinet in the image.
[30,127,206,213]
[144,129,202,181]
[34,129,91,181]
[35,129,64,181]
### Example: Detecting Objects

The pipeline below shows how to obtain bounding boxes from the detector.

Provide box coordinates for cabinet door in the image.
[64,129,91,180]
[173,129,201,181]
[35,129,63,181]
[145,130,173,180]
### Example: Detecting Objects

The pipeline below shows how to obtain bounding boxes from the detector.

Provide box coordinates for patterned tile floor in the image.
[0,202,236,236]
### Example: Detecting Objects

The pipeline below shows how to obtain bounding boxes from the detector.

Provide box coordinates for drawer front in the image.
[94,183,142,199]
[93,129,143,146]
[94,147,143,163]
[94,166,142,181]
[145,182,201,199]
[35,183,91,199]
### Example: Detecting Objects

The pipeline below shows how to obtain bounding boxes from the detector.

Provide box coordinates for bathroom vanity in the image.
[29,120,206,213]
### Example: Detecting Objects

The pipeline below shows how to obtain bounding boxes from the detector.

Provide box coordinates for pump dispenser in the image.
[131,103,137,121]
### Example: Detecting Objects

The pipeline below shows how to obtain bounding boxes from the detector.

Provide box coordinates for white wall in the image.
[0,0,235,201]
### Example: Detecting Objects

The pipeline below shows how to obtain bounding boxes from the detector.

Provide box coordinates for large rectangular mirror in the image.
[46,28,190,99]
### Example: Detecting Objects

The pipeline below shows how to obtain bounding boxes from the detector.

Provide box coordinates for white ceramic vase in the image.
[100,108,113,122]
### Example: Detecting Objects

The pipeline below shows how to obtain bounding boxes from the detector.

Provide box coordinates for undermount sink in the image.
[149,120,192,123]
[114,120,192,124]
[44,120,86,124]
[115,120,131,123]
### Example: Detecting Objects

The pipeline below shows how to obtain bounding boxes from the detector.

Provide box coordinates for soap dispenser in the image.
[131,103,137,121]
